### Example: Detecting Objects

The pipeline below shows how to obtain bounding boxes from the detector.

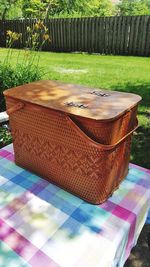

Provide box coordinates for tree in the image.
[117,0,150,16]
[22,0,57,19]
[47,0,116,17]
[91,0,116,16]
[0,0,19,20]
[0,0,117,19]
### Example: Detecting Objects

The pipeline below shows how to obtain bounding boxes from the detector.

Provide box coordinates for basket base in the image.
[14,157,129,205]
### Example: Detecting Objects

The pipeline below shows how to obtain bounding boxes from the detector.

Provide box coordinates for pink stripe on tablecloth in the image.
[29,250,60,267]
[0,149,10,158]
[0,191,33,220]
[0,150,14,161]
[6,153,14,161]
[0,218,59,266]
[0,218,38,260]
[112,204,136,257]
[101,200,136,257]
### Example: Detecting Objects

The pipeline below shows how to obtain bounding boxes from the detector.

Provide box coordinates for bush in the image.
[0,126,12,148]
[0,64,42,112]
[0,20,50,112]
[0,65,14,112]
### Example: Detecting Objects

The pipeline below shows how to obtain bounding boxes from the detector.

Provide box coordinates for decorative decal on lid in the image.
[91,90,110,97]
[65,102,88,109]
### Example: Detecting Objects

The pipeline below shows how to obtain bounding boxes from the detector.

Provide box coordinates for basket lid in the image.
[4,80,142,121]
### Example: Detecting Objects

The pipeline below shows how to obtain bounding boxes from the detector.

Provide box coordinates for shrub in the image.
[0,64,42,111]
[0,126,12,148]
[0,20,50,112]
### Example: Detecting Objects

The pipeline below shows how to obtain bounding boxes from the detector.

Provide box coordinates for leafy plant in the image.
[0,0,117,19]
[0,0,19,20]
[0,20,50,112]
[0,64,42,111]
[117,0,150,16]
[0,126,12,148]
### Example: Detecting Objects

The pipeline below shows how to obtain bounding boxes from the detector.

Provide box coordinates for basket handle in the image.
[6,102,25,115]
[66,115,138,151]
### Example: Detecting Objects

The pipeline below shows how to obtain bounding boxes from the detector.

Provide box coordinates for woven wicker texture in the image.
[5,96,138,204]
[71,105,137,144]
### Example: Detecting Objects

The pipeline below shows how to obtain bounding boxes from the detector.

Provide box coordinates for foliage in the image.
[0,0,20,20]
[0,126,12,148]
[0,0,56,20]
[0,20,50,112]
[42,0,116,17]
[6,4,22,20]
[0,64,42,111]
[22,0,54,19]
[117,0,150,16]
[0,0,117,19]
[90,0,116,17]
[1,0,150,19]
[25,20,50,49]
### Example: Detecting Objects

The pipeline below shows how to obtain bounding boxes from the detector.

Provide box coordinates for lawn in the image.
[0,48,150,168]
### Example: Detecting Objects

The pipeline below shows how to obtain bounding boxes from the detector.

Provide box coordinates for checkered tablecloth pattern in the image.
[0,144,150,267]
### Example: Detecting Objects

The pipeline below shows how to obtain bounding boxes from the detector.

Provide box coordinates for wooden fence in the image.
[0,15,150,56]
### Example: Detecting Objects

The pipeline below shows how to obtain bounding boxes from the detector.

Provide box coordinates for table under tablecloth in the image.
[0,144,150,267]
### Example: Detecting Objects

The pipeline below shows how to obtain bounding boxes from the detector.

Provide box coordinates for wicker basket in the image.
[4,80,141,204]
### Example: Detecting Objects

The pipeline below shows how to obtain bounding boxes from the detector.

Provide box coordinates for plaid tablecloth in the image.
[0,144,150,267]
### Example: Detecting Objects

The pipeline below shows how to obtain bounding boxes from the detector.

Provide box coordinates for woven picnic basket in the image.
[4,80,141,204]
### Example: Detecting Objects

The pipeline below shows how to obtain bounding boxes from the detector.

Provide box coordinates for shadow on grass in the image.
[131,127,150,169]
[110,82,150,169]
[110,81,150,109]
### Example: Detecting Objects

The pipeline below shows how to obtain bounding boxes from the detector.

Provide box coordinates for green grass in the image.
[0,48,150,168]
